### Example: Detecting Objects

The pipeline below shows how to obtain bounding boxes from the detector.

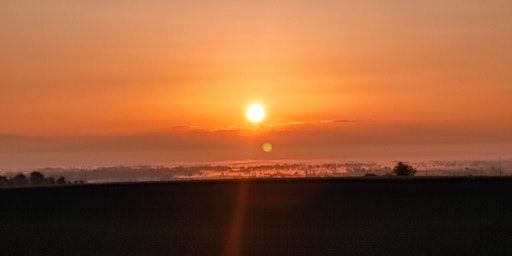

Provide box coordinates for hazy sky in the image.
[1,1,511,168]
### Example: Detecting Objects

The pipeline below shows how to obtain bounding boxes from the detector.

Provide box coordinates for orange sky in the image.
[1,1,512,167]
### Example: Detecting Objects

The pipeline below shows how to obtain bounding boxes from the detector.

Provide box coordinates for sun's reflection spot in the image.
[262,142,272,153]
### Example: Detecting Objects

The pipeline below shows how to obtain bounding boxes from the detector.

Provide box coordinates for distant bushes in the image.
[0,171,75,187]
[393,162,417,176]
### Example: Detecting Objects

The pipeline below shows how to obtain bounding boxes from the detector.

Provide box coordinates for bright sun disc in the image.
[246,104,265,123]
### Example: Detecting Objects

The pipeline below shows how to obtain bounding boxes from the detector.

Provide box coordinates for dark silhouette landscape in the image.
[2,177,512,255]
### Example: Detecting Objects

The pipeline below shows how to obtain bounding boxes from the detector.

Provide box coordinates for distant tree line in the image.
[0,171,78,187]
[393,162,416,176]
[364,162,417,177]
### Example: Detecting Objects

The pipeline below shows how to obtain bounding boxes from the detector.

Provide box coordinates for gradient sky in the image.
[1,1,512,168]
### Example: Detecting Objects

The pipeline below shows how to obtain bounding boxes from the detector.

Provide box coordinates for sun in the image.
[246,103,265,123]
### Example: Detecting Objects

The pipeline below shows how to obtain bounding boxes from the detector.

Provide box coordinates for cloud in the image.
[332,119,359,123]
[265,119,360,131]
[154,118,362,135]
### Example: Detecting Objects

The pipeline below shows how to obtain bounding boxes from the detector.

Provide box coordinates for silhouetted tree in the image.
[30,171,45,185]
[12,174,29,186]
[45,177,55,184]
[0,176,9,186]
[56,176,67,184]
[393,162,416,176]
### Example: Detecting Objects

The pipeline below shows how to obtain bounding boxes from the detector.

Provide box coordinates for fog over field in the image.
[1,132,511,170]
[1,158,511,184]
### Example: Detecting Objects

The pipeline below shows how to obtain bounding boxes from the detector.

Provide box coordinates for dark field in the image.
[2,178,512,255]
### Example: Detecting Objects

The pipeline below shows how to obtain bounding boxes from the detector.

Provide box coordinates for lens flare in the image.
[262,142,272,152]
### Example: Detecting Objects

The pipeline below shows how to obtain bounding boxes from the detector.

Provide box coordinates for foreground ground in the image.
[1,177,512,255]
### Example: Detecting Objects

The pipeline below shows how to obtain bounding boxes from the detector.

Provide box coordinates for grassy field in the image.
[2,177,512,255]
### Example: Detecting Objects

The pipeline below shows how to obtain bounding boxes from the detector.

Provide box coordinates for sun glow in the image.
[246,104,265,123]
